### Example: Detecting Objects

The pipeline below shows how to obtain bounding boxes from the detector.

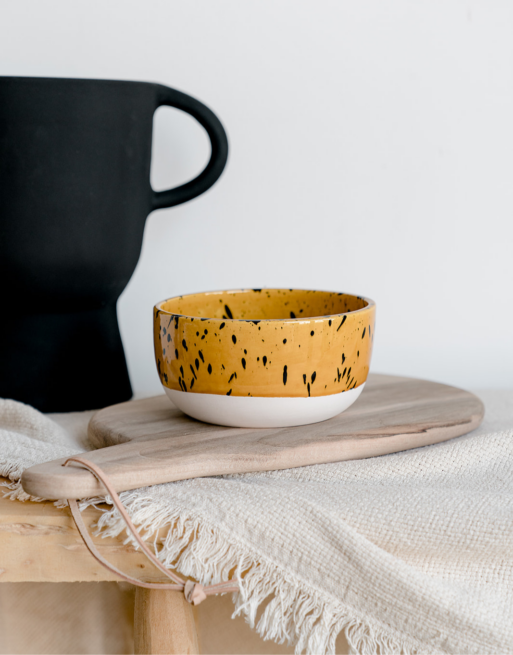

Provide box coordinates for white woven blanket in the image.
[1,390,513,655]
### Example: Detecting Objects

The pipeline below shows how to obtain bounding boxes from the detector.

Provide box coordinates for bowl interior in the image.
[158,289,368,321]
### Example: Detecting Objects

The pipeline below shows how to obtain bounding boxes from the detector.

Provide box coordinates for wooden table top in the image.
[0,478,170,583]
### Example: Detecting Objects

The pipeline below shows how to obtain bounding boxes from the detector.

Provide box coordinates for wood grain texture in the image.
[21,374,485,500]
[0,483,173,583]
[134,588,199,655]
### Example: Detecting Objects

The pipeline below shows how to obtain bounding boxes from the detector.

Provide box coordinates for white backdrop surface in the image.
[1,0,512,396]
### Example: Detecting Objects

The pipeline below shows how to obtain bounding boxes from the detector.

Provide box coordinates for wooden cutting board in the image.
[21,373,485,500]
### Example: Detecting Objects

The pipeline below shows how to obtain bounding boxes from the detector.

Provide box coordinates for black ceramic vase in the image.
[0,77,228,412]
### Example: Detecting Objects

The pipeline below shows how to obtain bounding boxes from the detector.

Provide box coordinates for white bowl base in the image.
[163,383,365,428]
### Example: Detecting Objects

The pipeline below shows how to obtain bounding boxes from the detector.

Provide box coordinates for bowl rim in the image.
[155,288,375,323]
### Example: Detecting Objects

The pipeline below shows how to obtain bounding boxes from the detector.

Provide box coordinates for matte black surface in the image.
[0,77,228,412]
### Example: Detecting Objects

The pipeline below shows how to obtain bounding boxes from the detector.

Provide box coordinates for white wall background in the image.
[2,0,512,396]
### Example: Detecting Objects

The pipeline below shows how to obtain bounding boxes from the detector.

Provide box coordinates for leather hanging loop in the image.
[64,456,238,604]
[184,581,208,606]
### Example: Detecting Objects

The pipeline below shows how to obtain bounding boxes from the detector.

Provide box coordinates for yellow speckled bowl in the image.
[154,288,375,428]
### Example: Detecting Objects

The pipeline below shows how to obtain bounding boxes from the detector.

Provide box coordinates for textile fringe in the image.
[1,476,426,654]
[74,489,425,655]
[0,467,44,502]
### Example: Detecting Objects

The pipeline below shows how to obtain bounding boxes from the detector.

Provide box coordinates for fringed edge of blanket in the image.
[71,488,430,655]
[0,463,46,502]
[1,476,433,655]
[1,468,434,655]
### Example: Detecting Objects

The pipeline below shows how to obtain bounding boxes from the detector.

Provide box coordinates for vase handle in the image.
[151,85,228,210]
